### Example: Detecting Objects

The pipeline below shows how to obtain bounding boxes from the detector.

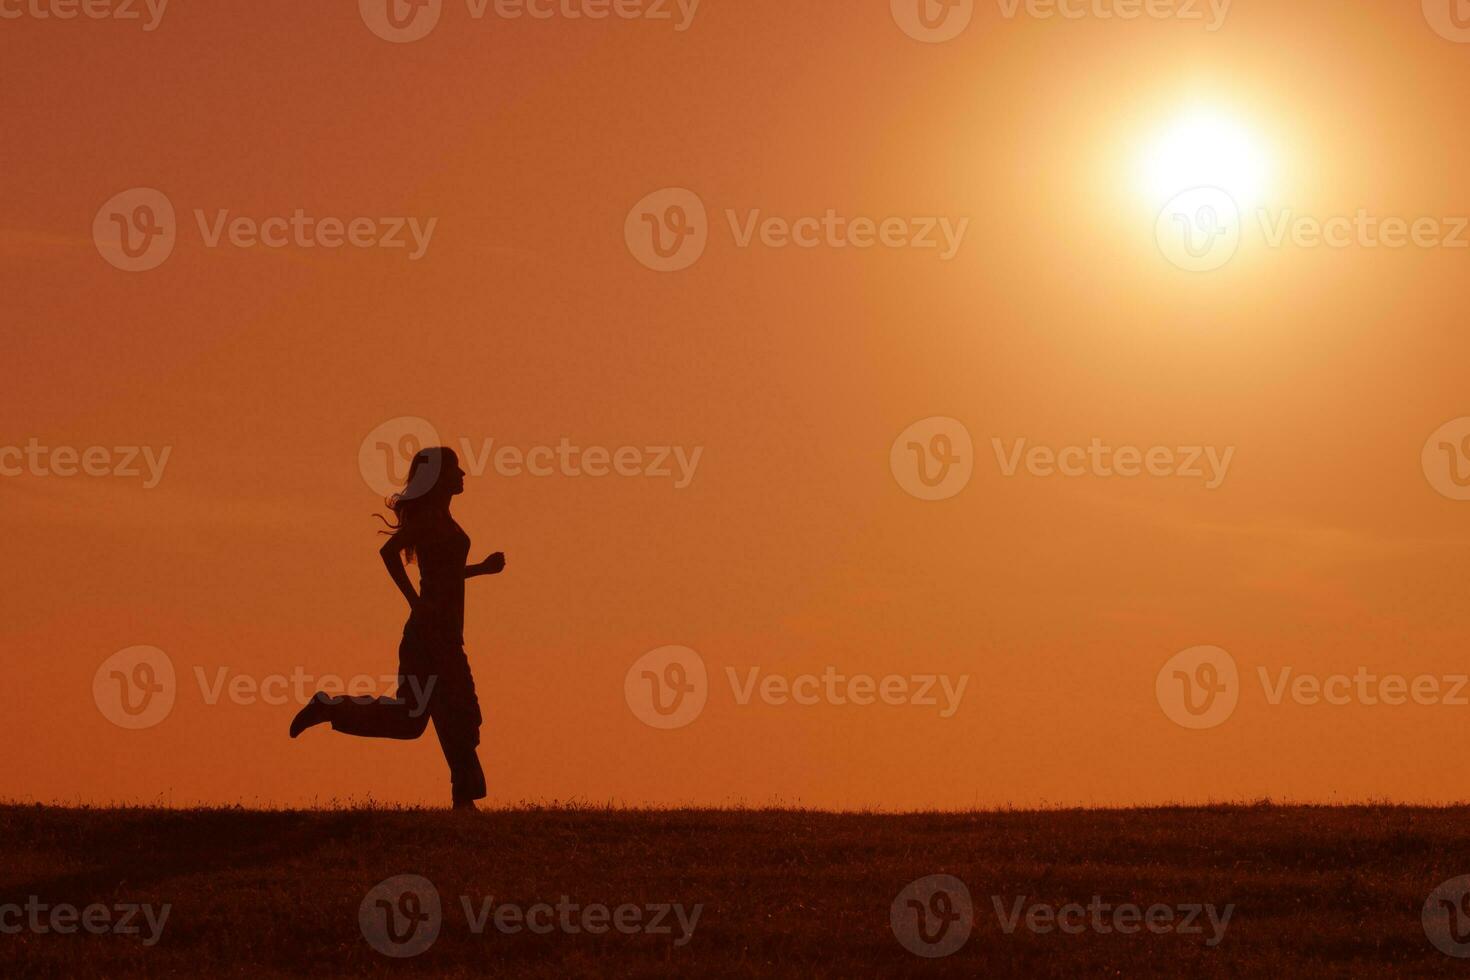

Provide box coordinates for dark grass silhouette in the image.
[3,803,1470,977]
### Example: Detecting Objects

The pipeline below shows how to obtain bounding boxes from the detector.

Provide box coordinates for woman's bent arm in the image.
[379,532,420,611]
[466,552,506,579]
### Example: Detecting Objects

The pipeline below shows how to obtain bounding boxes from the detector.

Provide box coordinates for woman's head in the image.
[378,447,465,554]
[397,446,465,503]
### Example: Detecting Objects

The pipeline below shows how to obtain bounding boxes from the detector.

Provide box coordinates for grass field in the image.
[4,803,1470,976]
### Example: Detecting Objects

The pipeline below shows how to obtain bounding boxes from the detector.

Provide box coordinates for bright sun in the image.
[1139,110,1272,210]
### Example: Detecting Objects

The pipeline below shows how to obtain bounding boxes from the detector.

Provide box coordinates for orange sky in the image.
[5,0,1470,809]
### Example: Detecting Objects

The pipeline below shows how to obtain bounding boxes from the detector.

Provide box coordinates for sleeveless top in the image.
[412,516,470,642]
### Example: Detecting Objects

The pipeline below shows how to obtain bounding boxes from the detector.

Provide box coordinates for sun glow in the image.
[1139,109,1272,210]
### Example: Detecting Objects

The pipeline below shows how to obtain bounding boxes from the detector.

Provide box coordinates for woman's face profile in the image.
[445,457,466,496]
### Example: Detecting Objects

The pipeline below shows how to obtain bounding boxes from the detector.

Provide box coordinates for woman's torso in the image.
[413,515,470,638]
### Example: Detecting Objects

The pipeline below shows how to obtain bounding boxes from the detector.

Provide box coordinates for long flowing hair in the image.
[375,446,455,563]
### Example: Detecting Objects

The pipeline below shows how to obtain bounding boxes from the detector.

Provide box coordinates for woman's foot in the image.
[289,692,338,738]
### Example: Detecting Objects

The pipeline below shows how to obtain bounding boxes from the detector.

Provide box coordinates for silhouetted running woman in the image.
[289,446,504,809]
